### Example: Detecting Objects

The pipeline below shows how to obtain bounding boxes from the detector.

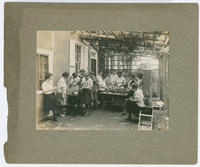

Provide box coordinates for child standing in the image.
[90,72,99,110]
[81,73,93,116]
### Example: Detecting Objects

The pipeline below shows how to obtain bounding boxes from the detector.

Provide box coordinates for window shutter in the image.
[82,46,89,71]
[69,39,75,75]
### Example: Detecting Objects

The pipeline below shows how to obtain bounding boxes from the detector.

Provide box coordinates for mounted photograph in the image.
[36,30,169,130]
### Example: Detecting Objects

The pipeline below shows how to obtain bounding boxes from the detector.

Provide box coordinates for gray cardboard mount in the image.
[4,3,198,164]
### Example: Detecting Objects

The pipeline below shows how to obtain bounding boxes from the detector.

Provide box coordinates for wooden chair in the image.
[138,107,153,130]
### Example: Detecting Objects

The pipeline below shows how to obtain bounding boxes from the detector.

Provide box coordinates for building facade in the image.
[36,31,98,122]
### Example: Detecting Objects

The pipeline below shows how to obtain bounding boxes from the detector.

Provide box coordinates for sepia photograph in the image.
[36,30,169,131]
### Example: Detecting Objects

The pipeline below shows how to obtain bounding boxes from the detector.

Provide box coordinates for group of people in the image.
[41,69,145,122]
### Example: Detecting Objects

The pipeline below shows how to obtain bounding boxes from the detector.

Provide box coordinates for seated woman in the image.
[67,73,81,116]
[41,73,60,121]
[125,82,145,122]
[81,73,93,116]
[115,71,126,89]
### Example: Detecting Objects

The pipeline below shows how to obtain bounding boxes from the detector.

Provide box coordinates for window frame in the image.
[37,54,49,91]
[75,44,81,73]
[36,48,53,94]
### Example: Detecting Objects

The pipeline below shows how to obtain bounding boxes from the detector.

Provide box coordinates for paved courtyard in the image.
[37,108,169,131]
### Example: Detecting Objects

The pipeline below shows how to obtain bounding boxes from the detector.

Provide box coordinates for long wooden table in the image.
[98,92,128,110]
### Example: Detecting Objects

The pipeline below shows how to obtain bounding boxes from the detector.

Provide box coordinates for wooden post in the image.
[159,54,164,102]
[159,52,169,110]
[164,53,169,110]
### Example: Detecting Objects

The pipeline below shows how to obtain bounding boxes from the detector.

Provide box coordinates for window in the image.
[37,54,49,90]
[105,54,132,73]
[75,45,81,73]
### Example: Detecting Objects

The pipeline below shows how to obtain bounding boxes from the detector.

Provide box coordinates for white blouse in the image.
[98,78,107,91]
[57,77,67,94]
[82,77,93,89]
[134,89,145,107]
[42,79,54,94]
[115,76,126,87]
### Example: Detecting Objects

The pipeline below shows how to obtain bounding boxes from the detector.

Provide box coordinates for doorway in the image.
[91,58,96,76]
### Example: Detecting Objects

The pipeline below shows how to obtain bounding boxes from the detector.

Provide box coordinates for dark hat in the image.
[80,69,85,73]
[62,72,69,77]
[45,73,53,80]
[72,72,77,77]
[117,71,122,75]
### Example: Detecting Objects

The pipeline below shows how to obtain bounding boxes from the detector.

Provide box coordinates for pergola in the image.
[75,30,169,52]
[73,30,169,72]
[73,30,169,108]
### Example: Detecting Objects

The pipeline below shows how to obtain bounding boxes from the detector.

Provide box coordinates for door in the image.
[91,59,96,76]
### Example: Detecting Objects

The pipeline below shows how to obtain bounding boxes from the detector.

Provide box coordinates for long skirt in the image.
[68,95,81,106]
[43,93,59,113]
[126,100,140,118]
[81,89,92,105]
